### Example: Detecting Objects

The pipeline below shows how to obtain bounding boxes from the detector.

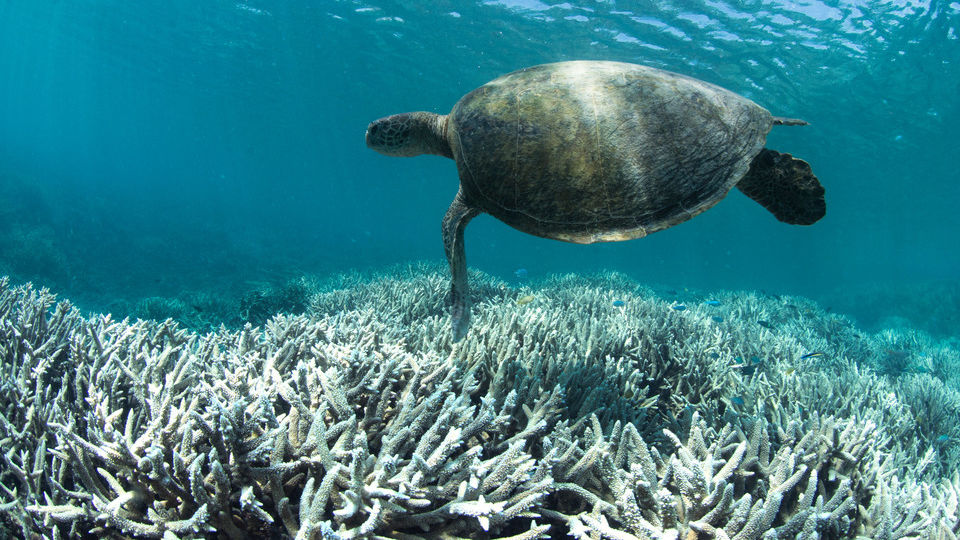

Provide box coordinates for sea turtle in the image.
[365,60,825,341]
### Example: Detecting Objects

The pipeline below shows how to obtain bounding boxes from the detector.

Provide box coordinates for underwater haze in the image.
[1,1,959,329]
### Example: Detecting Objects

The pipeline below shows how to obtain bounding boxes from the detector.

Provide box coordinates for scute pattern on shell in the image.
[447,61,773,243]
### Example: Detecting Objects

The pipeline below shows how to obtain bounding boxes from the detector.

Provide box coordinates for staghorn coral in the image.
[1,267,959,538]
[539,411,945,539]
[0,285,555,538]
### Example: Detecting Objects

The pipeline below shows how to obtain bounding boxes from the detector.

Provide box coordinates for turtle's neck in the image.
[410,112,452,159]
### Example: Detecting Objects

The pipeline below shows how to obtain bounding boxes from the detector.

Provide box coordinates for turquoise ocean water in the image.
[3,2,960,537]
[1,1,958,332]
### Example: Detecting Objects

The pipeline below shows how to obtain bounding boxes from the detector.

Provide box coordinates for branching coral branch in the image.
[1,270,958,538]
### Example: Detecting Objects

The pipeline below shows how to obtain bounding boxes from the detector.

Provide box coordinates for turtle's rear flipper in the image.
[737,148,826,225]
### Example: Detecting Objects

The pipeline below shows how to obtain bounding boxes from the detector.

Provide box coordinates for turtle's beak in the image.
[365,118,392,153]
[365,116,410,156]
[364,122,376,149]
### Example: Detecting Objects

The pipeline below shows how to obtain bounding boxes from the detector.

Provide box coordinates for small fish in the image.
[516,294,535,305]
[708,352,720,359]
[711,316,724,323]
[638,395,659,409]
[784,367,796,376]
[612,300,626,307]
[514,268,528,278]
[750,356,762,364]
[757,320,774,329]
[799,351,825,360]
[730,396,745,407]
[704,300,720,306]
[672,304,687,311]
[937,435,951,443]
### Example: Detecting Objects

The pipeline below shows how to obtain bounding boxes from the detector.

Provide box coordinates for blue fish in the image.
[758,320,774,329]
[708,352,720,359]
[938,435,950,443]
[711,316,724,323]
[704,300,720,306]
[730,396,745,407]
[514,268,528,278]
[800,351,826,360]
[612,300,626,307]
[672,304,687,311]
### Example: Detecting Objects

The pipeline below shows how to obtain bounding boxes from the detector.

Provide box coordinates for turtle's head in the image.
[366,112,452,158]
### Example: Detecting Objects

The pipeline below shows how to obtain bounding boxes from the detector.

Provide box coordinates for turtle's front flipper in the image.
[442,191,481,342]
[737,148,826,225]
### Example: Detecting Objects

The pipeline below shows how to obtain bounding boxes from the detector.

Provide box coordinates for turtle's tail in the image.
[737,148,825,225]
[773,116,808,126]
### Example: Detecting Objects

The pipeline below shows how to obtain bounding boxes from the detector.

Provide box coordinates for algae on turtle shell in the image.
[366,60,826,341]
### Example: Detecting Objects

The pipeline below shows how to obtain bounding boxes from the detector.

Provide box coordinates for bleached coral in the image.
[1,267,958,538]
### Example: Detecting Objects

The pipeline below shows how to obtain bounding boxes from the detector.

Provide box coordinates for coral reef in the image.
[821,280,960,340]
[128,277,312,331]
[0,175,69,289]
[130,292,235,332]
[237,278,311,327]
[1,170,321,330]
[1,266,959,538]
